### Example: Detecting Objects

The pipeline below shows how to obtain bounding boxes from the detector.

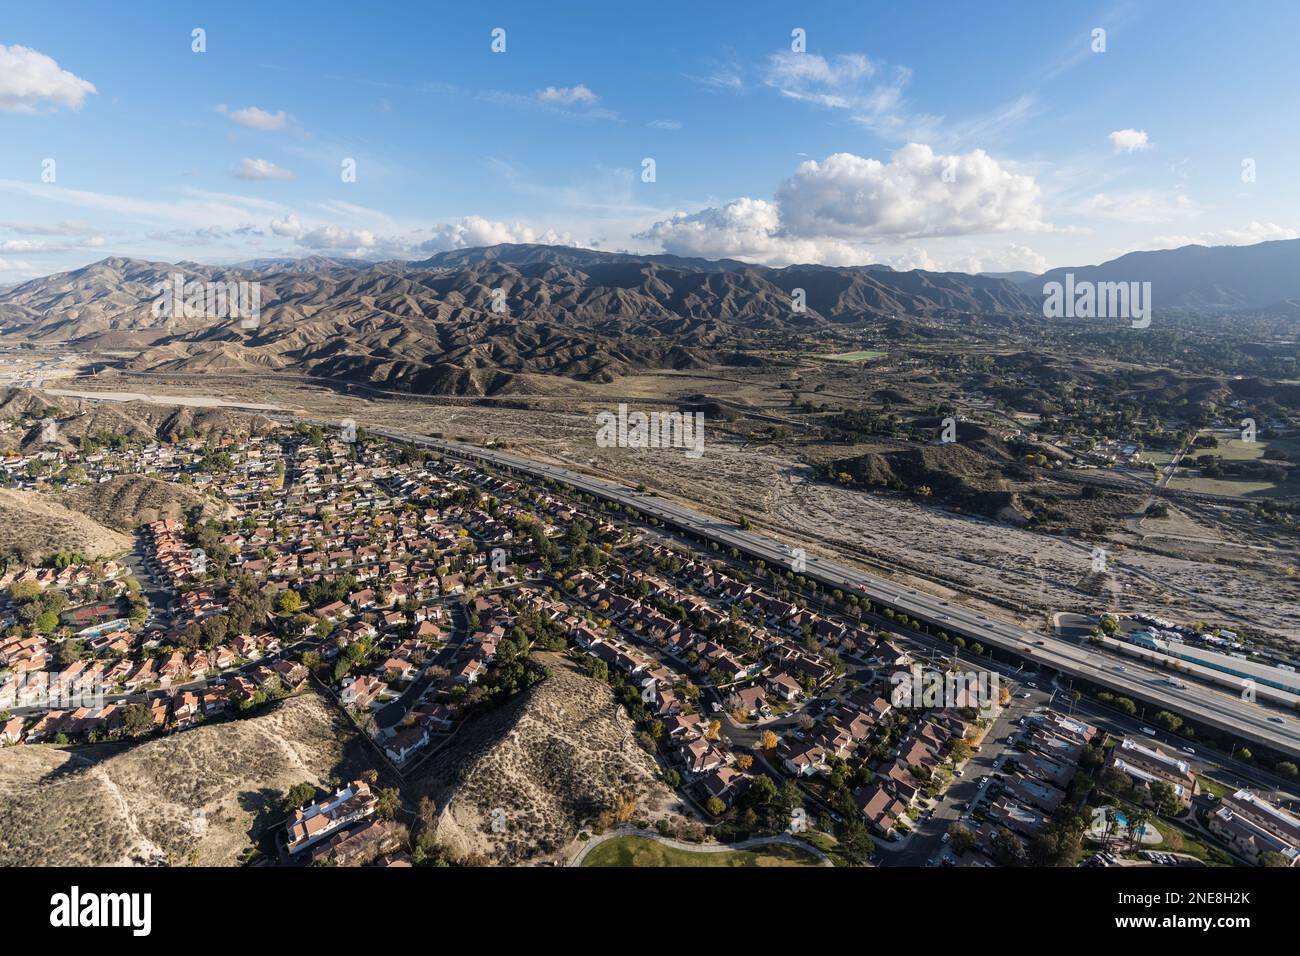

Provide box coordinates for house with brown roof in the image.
[699,766,749,807]
[767,671,803,702]
[855,784,908,836]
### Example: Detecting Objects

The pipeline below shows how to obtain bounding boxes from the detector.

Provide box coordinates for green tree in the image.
[284,782,317,810]
[120,703,155,738]
[376,787,401,820]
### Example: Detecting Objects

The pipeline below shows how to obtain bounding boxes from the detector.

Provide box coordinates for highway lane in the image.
[358,426,1300,762]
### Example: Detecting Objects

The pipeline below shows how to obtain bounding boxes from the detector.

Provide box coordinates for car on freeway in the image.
[1141,726,1157,736]
[1182,746,1195,755]
[1269,716,1287,724]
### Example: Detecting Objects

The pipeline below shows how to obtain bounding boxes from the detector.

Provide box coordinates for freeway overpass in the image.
[355,425,1300,763]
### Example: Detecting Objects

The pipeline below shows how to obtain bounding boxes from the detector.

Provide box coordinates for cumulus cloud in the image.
[775,145,1043,239]
[216,104,290,131]
[235,158,295,181]
[296,224,379,255]
[417,216,574,253]
[268,213,306,239]
[638,199,863,266]
[1108,128,1152,152]
[640,146,1044,267]
[263,212,575,260]
[0,44,96,112]
[536,84,598,106]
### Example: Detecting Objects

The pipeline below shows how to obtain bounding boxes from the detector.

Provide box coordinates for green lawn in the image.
[1148,817,1234,867]
[581,835,823,867]
[1197,776,1233,800]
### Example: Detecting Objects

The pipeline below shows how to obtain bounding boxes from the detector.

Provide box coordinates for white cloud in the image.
[648,119,682,130]
[216,104,290,131]
[766,51,876,92]
[639,198,862,265]
[1077,189,1195,223]
[235,158,295,181]
[269,213,306,239]
[264,212,577,261]
[0,257,37,275]
[764,50,917,135]
[0,44,96,112]
[0,178,286,229]
[417,216,574,253]
[296,223,378,255]
[686,65,743,93]
[0,239,46,253]
[1146,221,1299,249]
[536,84,598,106]
[0,219,93,236]
[775,145,1043,239]
[640,146,1045,267]
[1109,128,1152,153]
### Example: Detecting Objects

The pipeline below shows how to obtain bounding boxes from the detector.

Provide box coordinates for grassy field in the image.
[1166,475,1295,498]
[820,350,886,363]
[1194,432,1300,463]
[581,835,823,867]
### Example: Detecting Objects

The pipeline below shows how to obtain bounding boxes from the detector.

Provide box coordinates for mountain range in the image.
[0,238,1296,395]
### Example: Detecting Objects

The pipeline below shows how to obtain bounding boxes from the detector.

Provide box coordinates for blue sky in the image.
[2,0,1297,281]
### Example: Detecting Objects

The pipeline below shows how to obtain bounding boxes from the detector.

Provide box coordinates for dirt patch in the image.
[408,653,681,865]
[0,486,132,562]
[0,688,371,866]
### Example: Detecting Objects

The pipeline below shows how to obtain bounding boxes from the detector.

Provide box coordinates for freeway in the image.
[358,424,1300,762]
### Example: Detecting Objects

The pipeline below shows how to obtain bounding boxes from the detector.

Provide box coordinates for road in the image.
[373,599,468,731]
[347,424,1300,763]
